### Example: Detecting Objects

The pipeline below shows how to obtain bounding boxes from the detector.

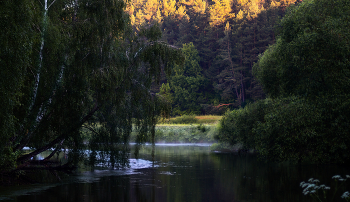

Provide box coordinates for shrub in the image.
[217,96,350,163]
[216,99,270,149]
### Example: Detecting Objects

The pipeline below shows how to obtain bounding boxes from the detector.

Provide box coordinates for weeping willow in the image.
[0,0,183,176]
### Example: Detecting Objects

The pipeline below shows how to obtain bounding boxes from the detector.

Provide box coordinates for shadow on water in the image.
[1,144,349,202]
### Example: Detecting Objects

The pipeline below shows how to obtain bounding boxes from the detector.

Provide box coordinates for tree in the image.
[0,0,183,176]
[219,0,350,163]
[255,0,350,99]
[163,0,177,17]
[218,0,350,163]
[0,0,35,171]
[143,0,160,22]
[208,0,234,27]
[170,43,212,114]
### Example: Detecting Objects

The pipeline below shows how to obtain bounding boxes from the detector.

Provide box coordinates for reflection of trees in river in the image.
[8,146,350,201]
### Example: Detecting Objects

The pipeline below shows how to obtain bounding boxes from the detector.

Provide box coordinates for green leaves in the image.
[220,0,350,163]
[0,0,184,173]
[169,43,212,115]
[255,0,350,98]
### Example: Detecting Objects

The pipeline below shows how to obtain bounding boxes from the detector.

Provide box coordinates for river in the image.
[0,144,349,201]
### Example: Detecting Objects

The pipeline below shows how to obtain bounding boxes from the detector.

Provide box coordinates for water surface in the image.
[1,144,349,201]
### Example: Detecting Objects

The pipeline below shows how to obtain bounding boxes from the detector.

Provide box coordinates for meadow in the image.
[129,115,222,143]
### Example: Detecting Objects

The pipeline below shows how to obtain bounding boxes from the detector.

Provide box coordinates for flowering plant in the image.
[300,175,350,201]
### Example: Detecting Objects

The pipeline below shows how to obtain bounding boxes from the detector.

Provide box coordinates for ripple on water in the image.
[77,158,157,182]
[158,171,177,175]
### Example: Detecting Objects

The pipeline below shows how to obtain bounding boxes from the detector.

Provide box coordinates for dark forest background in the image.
[125,0,301,115]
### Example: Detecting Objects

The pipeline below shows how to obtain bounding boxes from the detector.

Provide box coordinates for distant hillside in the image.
[125,0,301,114]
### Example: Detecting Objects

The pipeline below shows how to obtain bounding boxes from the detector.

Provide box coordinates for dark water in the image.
[0,144,349,202]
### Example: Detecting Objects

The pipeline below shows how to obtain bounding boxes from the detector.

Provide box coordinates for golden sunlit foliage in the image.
[126,0,297,27]
[209,0,235,26]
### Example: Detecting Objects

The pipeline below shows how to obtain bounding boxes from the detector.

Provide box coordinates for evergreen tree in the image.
[208,0,234,27]
[163,0,177,17]
[143,0,160,22]
[170,43,212,114]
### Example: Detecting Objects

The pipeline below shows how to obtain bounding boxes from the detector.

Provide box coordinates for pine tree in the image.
[163,0,177,17]
[143,0,160,22]
[170,43,212,114]
[208,0,234,27]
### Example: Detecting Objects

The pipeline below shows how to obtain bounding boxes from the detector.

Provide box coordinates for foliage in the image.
[253,97,350,163]
[170,42,213,114]
[218,96,350,163]
[0,0,34,171]
[0,0,183,175]
[125,0,298,111]
[158,83,174,119]
[216,100,270,149]
[217,0,350,164]
[210,142,243,152]
[254,0,350,98]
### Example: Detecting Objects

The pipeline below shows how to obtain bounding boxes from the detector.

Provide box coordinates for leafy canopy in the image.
[218,0,350,163]
[0,0,183,173]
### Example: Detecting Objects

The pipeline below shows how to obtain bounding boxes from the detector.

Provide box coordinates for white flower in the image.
[319,185,326,189]
[308,178,314,182]
[300,181,305,187]
[313,179,320,183]
[341,191,349,199]
[303,191,309,195]
[302,183,309,188]
[346,175,350,179]
[332,175,341,179]
[325,186,331,190]
[310,190,316,194]
[339,178,347,182]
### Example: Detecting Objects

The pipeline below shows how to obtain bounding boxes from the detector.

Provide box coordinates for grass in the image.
[195,115,222,124]
[158,115,222,125]
[130,124,219,143]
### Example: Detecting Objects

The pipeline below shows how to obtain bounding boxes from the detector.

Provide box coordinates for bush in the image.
[217,96,350,163]
[216,99,270,149]
[210,143,242,152]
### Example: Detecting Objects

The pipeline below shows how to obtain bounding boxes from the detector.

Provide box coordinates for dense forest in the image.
[124,0,301,114]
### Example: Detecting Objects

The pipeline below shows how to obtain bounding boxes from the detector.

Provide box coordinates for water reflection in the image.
[1,144,349,202]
